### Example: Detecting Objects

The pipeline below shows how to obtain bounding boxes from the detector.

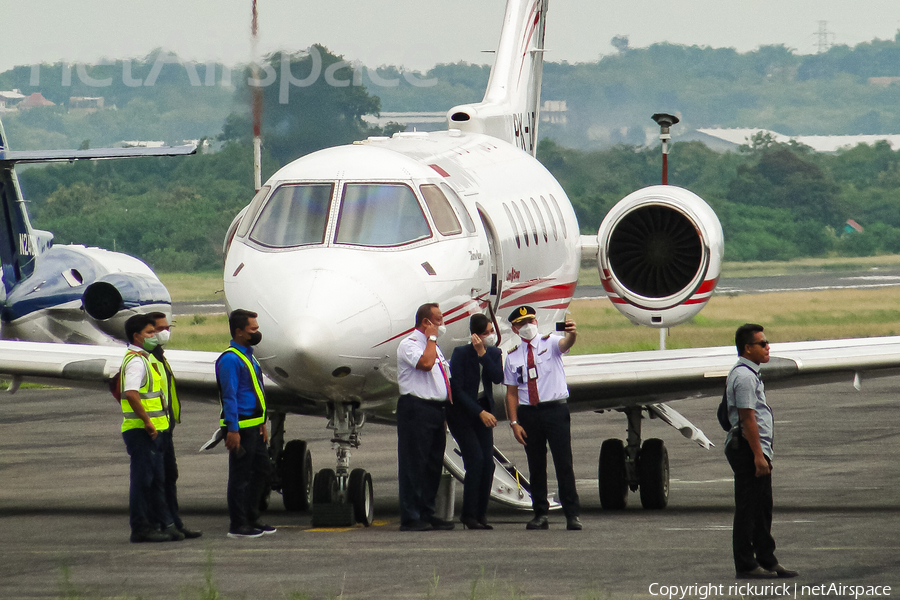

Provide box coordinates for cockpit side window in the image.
[236,185,271,238]
[420,184,462,236]
[335,183,431,247]
[249,183,333,248]
[439,183,477,234]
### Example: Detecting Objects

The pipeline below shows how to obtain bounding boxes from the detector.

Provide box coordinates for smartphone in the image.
[556,321,566,331]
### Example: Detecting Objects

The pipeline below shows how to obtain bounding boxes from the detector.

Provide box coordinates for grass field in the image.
[157,261,900,354]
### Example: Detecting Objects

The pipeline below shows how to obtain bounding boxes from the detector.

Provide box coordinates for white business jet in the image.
[3,0,900,526]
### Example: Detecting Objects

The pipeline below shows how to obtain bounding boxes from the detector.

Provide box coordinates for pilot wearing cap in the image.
[503,305,582,531]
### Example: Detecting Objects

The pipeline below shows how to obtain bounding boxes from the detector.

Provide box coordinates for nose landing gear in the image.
[311,402,374,527]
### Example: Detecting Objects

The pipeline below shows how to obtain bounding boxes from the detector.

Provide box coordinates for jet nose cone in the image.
[257,270,392,399]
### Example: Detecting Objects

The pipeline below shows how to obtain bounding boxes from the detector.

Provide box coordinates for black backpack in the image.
[717,364,754,432]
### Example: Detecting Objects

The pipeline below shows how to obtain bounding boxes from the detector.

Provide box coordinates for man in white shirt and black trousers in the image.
[396,302,456,531]
[504,305,582,531]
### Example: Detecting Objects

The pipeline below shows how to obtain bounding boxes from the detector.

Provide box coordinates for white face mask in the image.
[481,333,497,347]
[437,324,447,338]
[517,323,538,341]
[156,329,171,346]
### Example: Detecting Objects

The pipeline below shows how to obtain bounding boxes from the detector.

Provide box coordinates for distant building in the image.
[693,128,900,153]
[118,141,166,148]
[19,92,55,109]
[541,100,567,124]
[362,111,446,132]
[0,89,26,111]
[844,219,864,234]
[69,96,105,111]
[868,77,900,87]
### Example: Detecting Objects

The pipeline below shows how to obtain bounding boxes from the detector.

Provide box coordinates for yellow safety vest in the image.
[217,346,267,429]
[120,350,170,433]
[157,355,180,424]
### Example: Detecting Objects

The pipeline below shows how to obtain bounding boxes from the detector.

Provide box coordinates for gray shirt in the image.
[725,356,774,460]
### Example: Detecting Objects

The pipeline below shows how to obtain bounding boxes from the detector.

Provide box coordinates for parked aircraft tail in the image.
[0,119,42,296]
[445,0,548,155]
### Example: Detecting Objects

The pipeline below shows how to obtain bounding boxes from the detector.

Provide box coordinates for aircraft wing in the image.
[0,145,197,165]
[562,335,900,412]
[0,340,318,415]
[2,335,900,419]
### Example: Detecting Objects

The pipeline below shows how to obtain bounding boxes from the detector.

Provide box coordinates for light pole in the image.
[651,113,678,349]
[651,113,679,185]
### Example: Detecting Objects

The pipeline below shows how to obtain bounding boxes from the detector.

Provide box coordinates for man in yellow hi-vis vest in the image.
[147,311,202,539]
[215,309,274,539]
[121,314,179,543]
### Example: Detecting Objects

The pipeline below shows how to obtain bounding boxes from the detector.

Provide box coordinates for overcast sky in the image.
[2,0,899,74]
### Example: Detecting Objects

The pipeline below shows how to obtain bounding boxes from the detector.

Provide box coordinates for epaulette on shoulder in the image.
[541,333,552,340]
[509,344,519,353]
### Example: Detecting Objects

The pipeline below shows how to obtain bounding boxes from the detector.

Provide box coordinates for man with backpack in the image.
[724,323,799,579]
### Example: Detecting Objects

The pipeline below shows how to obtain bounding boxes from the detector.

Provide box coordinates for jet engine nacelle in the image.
[82,273,172,341]
[597,185,723,328]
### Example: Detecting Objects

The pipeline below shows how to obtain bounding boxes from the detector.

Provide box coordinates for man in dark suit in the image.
[447,314,503,530]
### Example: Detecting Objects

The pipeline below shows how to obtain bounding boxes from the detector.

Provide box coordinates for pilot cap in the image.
[508,305,537,325]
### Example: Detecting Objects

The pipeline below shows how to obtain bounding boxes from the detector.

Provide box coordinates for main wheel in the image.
[638,438,669,509]
[313,468,337,505]
[598,438,628,510]
[281,440,313,511]
[348,468,374,526]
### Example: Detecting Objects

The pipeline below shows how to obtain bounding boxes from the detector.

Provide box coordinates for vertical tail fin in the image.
[0,119,40,295]
[446,0,548,155]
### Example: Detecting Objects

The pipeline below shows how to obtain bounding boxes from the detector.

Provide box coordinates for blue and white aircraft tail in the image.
[0,117,195,344]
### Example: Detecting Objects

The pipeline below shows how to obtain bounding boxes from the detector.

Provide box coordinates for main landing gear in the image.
[267,405,374,526]
[598,407,669,510]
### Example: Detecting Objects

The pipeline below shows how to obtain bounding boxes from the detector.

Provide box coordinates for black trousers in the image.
[227,427,271,530]
[446,409,494,519]
[518,401,580,518]
[725,435,778,572]
[122,428,171,533]
[396,395,446,525]
[157,429,182,529]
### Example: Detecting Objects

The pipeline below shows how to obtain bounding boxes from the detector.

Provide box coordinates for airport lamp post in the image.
[652,113,679,185]
[652,113,679,350]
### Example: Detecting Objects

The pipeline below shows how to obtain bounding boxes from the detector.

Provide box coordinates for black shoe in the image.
[162,524,185,541]
[526,515,549,530]
[428,517,455,530]
[460,516,487,530]
[251,522,276,535]
[476,516,493,530]
[130,528,170,543]
[736,566,778,579]
[399,519,433,532]
[769,564,800,578]
[178,526,203,539]
[566,516,583,531]
[227,526,264,539]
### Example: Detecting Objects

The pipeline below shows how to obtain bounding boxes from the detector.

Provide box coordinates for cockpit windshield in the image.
[249,184,333,248]
[334,184,431,247]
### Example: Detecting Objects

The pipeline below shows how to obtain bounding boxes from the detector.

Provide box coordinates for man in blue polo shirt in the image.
[216,309,275,539]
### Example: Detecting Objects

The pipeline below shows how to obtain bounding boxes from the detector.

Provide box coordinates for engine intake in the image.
[597,185,723,328]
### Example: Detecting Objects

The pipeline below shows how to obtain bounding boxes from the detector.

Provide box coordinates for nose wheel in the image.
[310,403,374,527]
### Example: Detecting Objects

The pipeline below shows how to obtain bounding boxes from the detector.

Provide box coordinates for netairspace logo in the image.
[28,46,438,104]
[648,582,892,599]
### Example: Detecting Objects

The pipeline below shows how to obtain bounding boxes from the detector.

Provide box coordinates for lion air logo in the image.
[506,267,520,282]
